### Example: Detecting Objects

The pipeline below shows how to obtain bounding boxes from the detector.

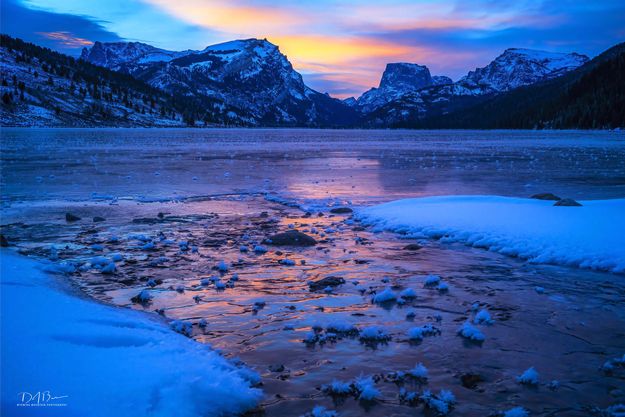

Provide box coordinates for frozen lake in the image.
[2,128,625,205]
[2,129,625,417]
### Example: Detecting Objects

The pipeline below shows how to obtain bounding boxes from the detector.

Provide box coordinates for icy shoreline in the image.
[0,250,261,417]
[358,195,625,273]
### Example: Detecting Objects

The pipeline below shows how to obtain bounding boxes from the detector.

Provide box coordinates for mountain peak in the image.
[460,47,589,91]
[379,62,431,90]
[80,38,354,126]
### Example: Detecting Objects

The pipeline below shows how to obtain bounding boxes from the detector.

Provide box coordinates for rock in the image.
[531,193,561,201]
[309,276,345,292]
[403,243,422,251]
[65,213,81,222]
[460,373,484,389]
[330,207,353,214]
[268,364,285,373]
[0,234,9,247]
[265,230,317,246]
[93,216,106,223]
[554,198,582,206]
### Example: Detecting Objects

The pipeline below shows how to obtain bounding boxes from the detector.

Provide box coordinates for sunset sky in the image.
[2,0,624,98]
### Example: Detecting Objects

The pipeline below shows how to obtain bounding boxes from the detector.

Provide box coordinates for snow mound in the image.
[503,406,529,417]
[457,322,486,342]
[372,287,397,303]
[516,367,540,385]
[0,251,261,417]
[359,196,625,273]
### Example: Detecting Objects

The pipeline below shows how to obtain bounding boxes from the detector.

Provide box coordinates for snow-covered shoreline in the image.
[358,195,625,273]
[0,250,261,417]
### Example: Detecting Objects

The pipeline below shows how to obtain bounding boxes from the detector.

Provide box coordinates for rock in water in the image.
[330,207,353,214]
[403,243,422,251]
[65,213,81,222]
[0,234,8,247]
[554,198,582,206]
[460,373,484,389]
[265,230,317,246]
[309,276,345,292]
[531,193,561,201]
[93,216,106,222]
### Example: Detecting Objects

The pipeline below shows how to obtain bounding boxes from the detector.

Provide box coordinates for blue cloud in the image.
[1,0,123,55]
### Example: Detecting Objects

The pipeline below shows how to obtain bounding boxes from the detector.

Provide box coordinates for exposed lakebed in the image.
[1,129,624,416]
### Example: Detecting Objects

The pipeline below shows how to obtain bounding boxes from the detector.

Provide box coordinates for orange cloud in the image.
[270,35,414,66]
[37,31,93,47]
[144,0,306,35]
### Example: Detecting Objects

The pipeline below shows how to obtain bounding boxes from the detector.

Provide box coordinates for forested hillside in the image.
[0,35,243,127]
[412,43,625,129]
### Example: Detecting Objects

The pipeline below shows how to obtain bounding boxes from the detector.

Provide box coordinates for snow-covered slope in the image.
[81,39,357,126]
[459,48,589,92]
[0,251,262,416]
[0,42,185,127]
[358,195,625,273]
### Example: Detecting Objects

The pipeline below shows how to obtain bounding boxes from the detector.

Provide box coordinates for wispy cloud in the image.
[36,31,93,47]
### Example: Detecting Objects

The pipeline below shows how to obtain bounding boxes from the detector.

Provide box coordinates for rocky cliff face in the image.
[81,39,357,126]
[357,63,442,112]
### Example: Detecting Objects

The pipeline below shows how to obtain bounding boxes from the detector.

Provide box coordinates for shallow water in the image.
[2,129,625,416]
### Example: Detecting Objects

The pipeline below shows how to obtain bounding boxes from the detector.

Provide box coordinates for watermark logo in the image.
[16,391,68,407]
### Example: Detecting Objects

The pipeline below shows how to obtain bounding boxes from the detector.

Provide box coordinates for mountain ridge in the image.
[81,38,358,127]
[2,33,621,129]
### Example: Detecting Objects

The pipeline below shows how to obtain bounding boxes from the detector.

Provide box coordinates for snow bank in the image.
[359,196,625,273]
[1,251,261,417]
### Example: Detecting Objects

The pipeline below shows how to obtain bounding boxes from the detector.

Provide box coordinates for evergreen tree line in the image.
[1,34,229,125]
[406,42,625,129]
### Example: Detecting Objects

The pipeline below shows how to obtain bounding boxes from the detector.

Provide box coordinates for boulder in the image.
[330,207,353,214]
[0,234,8,247]
[93,216,106,223]
[309,276,345,292]
[460,373,484,389]
[531,193,561,201]
[265,230,317,246]
[65,213,81,222]
[403,243,422,251]
[554,198,582,207]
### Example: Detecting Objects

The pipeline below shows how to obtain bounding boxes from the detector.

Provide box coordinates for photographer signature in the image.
[17,391,69,406]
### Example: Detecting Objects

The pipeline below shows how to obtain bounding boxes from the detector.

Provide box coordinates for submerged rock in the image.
[460,373,484,389]
[268,364,285,373]
[265,230,317,246]
[554,198,582,206]
[309,276,345,292]
[93,216,106,222]
[0,234,9,247]
[403,243,422,251]
[531,193,561,201]
[65,213,81,222]
[330,207,353,214]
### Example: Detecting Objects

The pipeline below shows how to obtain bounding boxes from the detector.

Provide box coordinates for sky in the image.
[2,0,624,98]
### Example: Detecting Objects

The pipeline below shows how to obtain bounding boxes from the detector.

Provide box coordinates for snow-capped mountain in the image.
[79,41,193,70]
[0,35,199,127]
[459,48,589,92]
[431,75,453,86]
[81,39,357,126]
[363,47,589,126]
[356,63,451,112]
